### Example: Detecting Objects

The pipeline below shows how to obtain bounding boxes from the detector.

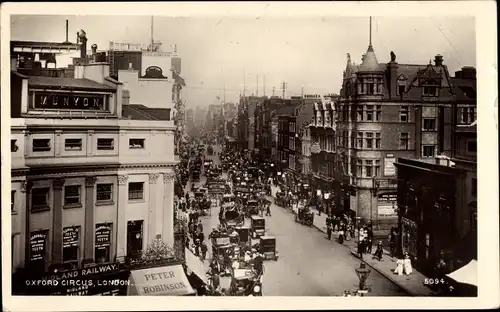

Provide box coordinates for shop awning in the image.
[446,259,478,287]
[184,248,208,284]
[127,264,196,296]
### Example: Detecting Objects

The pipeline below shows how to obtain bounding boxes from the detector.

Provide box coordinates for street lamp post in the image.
[355,262,371,296]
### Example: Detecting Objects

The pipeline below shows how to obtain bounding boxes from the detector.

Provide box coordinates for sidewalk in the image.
[307,206,436,296]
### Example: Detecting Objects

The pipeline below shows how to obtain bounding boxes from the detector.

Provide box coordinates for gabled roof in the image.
[28,76,116,91]
[122,104,172,121]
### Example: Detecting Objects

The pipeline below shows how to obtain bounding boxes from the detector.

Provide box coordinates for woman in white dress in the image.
[394,258,404,275]
[403,253,413,275]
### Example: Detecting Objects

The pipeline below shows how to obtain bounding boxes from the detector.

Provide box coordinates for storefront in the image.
[127,264,196,296]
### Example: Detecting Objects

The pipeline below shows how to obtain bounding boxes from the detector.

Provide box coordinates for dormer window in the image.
[423,86,438,97]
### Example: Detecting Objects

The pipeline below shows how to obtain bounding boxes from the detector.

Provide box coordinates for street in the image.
[191,145,407,296]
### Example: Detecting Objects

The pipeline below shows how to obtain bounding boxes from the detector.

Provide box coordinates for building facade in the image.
[336,44,463,229]
[10,53,177,277]
[309,98,337,205]
[394,155,477,275]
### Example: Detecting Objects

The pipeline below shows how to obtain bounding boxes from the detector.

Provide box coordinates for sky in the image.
[10,15,476,108]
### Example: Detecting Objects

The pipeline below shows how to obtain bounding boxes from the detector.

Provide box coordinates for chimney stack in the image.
[434,54,443,66]
[91,44,98,62]
[77,29,87,59]
[65,19,69,42]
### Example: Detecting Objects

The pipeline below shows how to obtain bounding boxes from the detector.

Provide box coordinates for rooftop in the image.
[122,104,171,121]
[28,76,116,91]
[358,45,381,72]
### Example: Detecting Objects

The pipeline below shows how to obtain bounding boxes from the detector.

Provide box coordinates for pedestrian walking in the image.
[373,241,383,261]
[266,204,271,216]
[327,223,333,240]
[201,241,208,261]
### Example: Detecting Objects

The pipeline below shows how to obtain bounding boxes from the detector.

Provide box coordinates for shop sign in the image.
[43,262,121,281]
[30,230,48,261]
[379,193,398,202]
[95,224,111,249]
[33,92,106,110]
[215,237,230,246]
[384,157,396,176]
[63,227,80,248]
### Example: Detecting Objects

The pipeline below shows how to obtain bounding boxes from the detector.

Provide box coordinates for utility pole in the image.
[272,86,276,97]
[150,16,154,51]
[243,66,246,97]
[256,69,259,96]
[263,74,266,97]
[301,86,304,98]
[281,81,287,99]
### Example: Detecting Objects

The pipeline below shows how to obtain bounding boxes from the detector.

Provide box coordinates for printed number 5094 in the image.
[424,278,446,285]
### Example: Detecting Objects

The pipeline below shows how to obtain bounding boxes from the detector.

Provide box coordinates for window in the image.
[11,190,16,212]
[375,133,381,149]
[375,105,382,121]
[398,85,405,96]
[31,188,49,212]
[366,105,373,121]
[357,106,363,121]
[97,183,113,202]
[366,82,374,95]
[97,138,114,150]
[11,139,18,152]
[461,107,476,124]
[356,160,363,177]
[63,226,80,267]
[467,140,477,153]
[423,86,438,97]
[400,106,409,122]
[365,160,373,177]
[365,132,373,149]
[423,118,436,131]
[95,223,112,263]
[64,185,81,206]
[129,139,145,149]
[65,138,82,151]
[374,160,381,177]
[128,182,144,200]
[471,178,477,197]
[357,132,363,149]
[400,133,409,150]
[32,139,51,152]
[423,145,435,158]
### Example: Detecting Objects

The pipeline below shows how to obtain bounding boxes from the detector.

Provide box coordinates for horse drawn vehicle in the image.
[295,206,314,227]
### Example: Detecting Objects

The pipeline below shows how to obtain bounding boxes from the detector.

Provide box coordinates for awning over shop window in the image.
[446,259,478,287]
[127,264,196,296]
[185,248,208,284]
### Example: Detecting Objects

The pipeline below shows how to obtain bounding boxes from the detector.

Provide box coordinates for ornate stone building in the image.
[336,42,462,229]
[10,50,177,276]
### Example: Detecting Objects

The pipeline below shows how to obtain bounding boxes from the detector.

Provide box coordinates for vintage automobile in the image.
[250,215,266,239]
[225,207,245,227]
[192,169,201,182]
[274,191,287,207]
[260,235,279,261]
[224,183,232,194]
[221,194,236,209]
[245,199,260,217]
[229,268,263,296]
[295,207,314,227]
[235,226,251,244]
[207,145,214,155]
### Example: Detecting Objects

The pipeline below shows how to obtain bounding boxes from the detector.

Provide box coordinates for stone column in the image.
[84,176,97,261]
[116,175,128,261]
[162,172,175,246]
[148,173,159,242]
[21,181,29,267]
[52,178,65,264]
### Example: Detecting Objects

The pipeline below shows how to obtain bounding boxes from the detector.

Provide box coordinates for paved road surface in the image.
[191,145,407,296]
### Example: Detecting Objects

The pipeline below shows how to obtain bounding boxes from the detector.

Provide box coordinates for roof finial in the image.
[369,16,372,47]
